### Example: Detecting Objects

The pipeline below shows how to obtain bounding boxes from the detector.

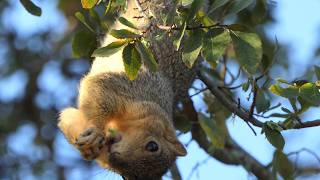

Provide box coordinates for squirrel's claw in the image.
[75,127,106,160]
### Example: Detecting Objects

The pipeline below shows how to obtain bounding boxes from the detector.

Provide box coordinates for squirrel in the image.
[58,0,197,179]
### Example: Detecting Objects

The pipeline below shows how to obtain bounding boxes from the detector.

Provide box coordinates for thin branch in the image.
[134,0,150,18]
[287,148,320,166]
[156,23,224,31]
[181,98,273,180]
[196,66,320,130]
[190,87,208,97]
[249,80,258,118]
[225,66,241,86]
[170,162,182,180]
[187,157,211,180]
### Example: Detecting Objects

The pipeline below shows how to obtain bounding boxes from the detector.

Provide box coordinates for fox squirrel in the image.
[58,0,195,179]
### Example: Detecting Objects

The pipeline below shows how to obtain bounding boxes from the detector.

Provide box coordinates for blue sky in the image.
[2,0,320,179]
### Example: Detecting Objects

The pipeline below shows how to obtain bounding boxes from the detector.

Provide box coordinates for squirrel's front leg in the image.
[58,108,106,160]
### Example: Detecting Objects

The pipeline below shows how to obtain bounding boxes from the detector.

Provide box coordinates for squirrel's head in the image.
[97,102,187,179]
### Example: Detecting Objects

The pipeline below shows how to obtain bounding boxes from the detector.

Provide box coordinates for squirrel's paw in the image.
[75,127,105,160]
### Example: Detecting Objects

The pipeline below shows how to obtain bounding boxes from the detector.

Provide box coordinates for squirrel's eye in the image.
[145,141,158,152]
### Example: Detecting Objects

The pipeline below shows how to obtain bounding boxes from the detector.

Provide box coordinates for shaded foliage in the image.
[1,0,320,179]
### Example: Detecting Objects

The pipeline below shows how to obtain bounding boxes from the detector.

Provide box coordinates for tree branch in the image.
[180,98,273,180]
[196,66,320,130]
[170,162,182,180]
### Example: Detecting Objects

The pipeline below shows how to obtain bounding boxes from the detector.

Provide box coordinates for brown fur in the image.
[58,0,196,179]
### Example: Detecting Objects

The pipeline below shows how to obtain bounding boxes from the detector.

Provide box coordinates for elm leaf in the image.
[273,150,294,180]
[110,29,140,39]
[202,28,231,68]
[256,90,270,113]
[72,30,97,58]
[118,17,138,30]
[81,0,98,9]
[228,0,254,14]
[264,125,285,150]
[186,0,205,23]
[182,29,204,68]
[231,31,262,75]
[75,12,95,33]
[208,0,230,15]
[20,0,42,16]
[122,44,142,80]
[173,22,187,51]
[135,41,158,72]
[92,40,127,57]
[198,113,225,149]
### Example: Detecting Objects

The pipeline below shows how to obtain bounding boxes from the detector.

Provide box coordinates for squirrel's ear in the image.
[164,128,187,156]
[171,139,187,156]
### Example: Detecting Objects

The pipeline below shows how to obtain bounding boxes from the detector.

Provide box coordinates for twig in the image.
[190,87,208,97]
[249,80,258,118]
[170,162,182,180]
[182,98,273,179]
[221,84,242,90]
[225,66,241,86]
[156,23,224,31]
[196,66,320,130]
[187,157,211,180]
[134,0,149,18]
[287,148,320,166]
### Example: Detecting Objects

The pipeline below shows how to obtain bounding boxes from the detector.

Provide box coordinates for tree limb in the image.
[181,98,273,180]
[170,162,182,180]
[196,66,320,130]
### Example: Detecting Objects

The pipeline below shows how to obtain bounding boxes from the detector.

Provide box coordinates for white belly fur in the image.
[88,0,149,76]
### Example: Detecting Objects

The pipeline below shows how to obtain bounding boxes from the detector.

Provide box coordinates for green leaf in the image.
[173,22,187,51]
[202,28,231,68]
[72,30,97,58]
[231,31,262,75]
[118,17,138,30]
[273,150,294,180]
[198,113,225,149]
[297,97,313,113]
[281,107,292,114]
[186,0,205,23]
[92,40,127,57]
[282,118,296,129]
[269,113,290,118]
[197,11,215,26]
[269,84,299,98]
[228,0,254,14]
[163,0,179,25]
[208,0,230,15]
[110,29,140,39]
[242,78,251,92]
[256,90,270,113]
[20,0,42,16]
[122,44,142,80]
[81,0,98,9]
[75,12,95,33]
[182,29,204,68]
[264,125,285,150]
[115,0,126,6]
[182,0,193,6]
[314,66,320,80]
[299,83,320,106]
[135,41,158,72]
[105,0,112,15]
